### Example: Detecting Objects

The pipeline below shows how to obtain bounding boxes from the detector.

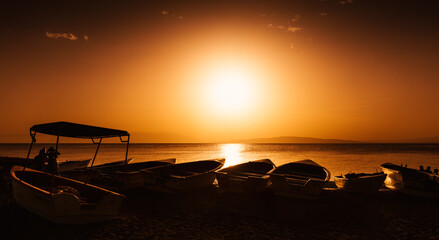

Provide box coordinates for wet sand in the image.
[1,185,438,240]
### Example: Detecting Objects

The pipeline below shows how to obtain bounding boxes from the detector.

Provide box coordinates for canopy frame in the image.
[25,121,131,184]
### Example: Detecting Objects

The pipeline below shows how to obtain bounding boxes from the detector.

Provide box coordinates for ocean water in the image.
[1,143,439,179]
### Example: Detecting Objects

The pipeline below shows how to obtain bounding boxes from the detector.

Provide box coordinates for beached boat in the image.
[141,158,225,193]
[62,158,176,190]
[58,159,91,172]
[92,158,134,169]
[333,172,386,194]
[10,121,131,223]
[269,159,330,200]
[11,166,124,224]
[381,163,439,198]
[215,159,276,193]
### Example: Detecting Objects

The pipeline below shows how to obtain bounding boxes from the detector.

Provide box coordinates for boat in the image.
[11,121,131,223]
[59,158,134,182]
[269,159,330,200]
[11,165,125,224]
[215,159,276,193]
[62,158,176,190]
[333,172,386,194]
[381,163,439,198]
[92,158,134,169]
[141,158,225,193]
[58,159,91,172]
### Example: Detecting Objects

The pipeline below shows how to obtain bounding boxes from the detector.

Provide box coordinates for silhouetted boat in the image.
[58,159,91,171]
[269,159,330,200]
[10,121,131,222]
[59,158,134,179]
[141,158,225,193]
[216,159,276,193]
[333,172,386,194]
[381,163,439,198]
[62,158,176,190]
[11,165,125,224]
[92,158,134,169]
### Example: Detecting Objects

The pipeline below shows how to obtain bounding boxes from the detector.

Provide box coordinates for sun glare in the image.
[205,64,257,114]
[220,144,244,168]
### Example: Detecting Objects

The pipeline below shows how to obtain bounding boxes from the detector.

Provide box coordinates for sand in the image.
[1,184,439,240]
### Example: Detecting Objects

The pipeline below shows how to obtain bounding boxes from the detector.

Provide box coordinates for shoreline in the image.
[1,187,438,239]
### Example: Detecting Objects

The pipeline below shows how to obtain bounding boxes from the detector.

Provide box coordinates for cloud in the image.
[277,25,286,31]
[161,10,185,21]
[290,14,300,23]
[46,32,78,40]
[340,0,352,4]
[287,26,302,33]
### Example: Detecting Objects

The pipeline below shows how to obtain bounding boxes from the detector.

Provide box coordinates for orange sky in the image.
[1,0,438,142]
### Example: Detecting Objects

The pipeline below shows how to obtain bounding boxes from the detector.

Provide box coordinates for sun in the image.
[205,64,257,114]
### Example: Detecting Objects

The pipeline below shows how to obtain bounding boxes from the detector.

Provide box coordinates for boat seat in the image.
[284,177,308,186]
[231,172,265,177]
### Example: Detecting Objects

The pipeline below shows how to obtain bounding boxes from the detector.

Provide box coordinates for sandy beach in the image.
[1,184,438,240]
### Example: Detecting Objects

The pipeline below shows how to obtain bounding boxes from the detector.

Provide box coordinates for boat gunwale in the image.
[268,160,331,182]
[11,165,125,198]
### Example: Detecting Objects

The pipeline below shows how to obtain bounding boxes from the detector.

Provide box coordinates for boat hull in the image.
[59,159,91,172]
[143,172,218,193]
[216,159,275,194]
[61,159,175,191]
[269,160,330,200]
[334,173,386,194]
[270,175,327,200]
[381,163,439,198]
[11,166,125,224]
[142,159,225,193]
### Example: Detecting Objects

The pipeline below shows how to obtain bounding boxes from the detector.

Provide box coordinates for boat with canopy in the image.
[10,121,129,224]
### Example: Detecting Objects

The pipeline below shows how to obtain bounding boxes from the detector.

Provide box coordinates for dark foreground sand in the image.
[1,185,438,240]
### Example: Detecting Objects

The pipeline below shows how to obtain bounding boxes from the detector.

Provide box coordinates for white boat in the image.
[11,165,125,224]
[269,159,330,200]
[215,159,276,193]
[59,159,91,172]
[333,172,386,194]
[11,121,132,223]
[141,158,225,193]
[381,163,439,198]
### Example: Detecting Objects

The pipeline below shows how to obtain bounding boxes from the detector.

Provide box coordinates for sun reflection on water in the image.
[220,144,245,168]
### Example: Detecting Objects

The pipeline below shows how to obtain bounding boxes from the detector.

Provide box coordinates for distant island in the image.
[0,133,438,144]
[231,136,362,144]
